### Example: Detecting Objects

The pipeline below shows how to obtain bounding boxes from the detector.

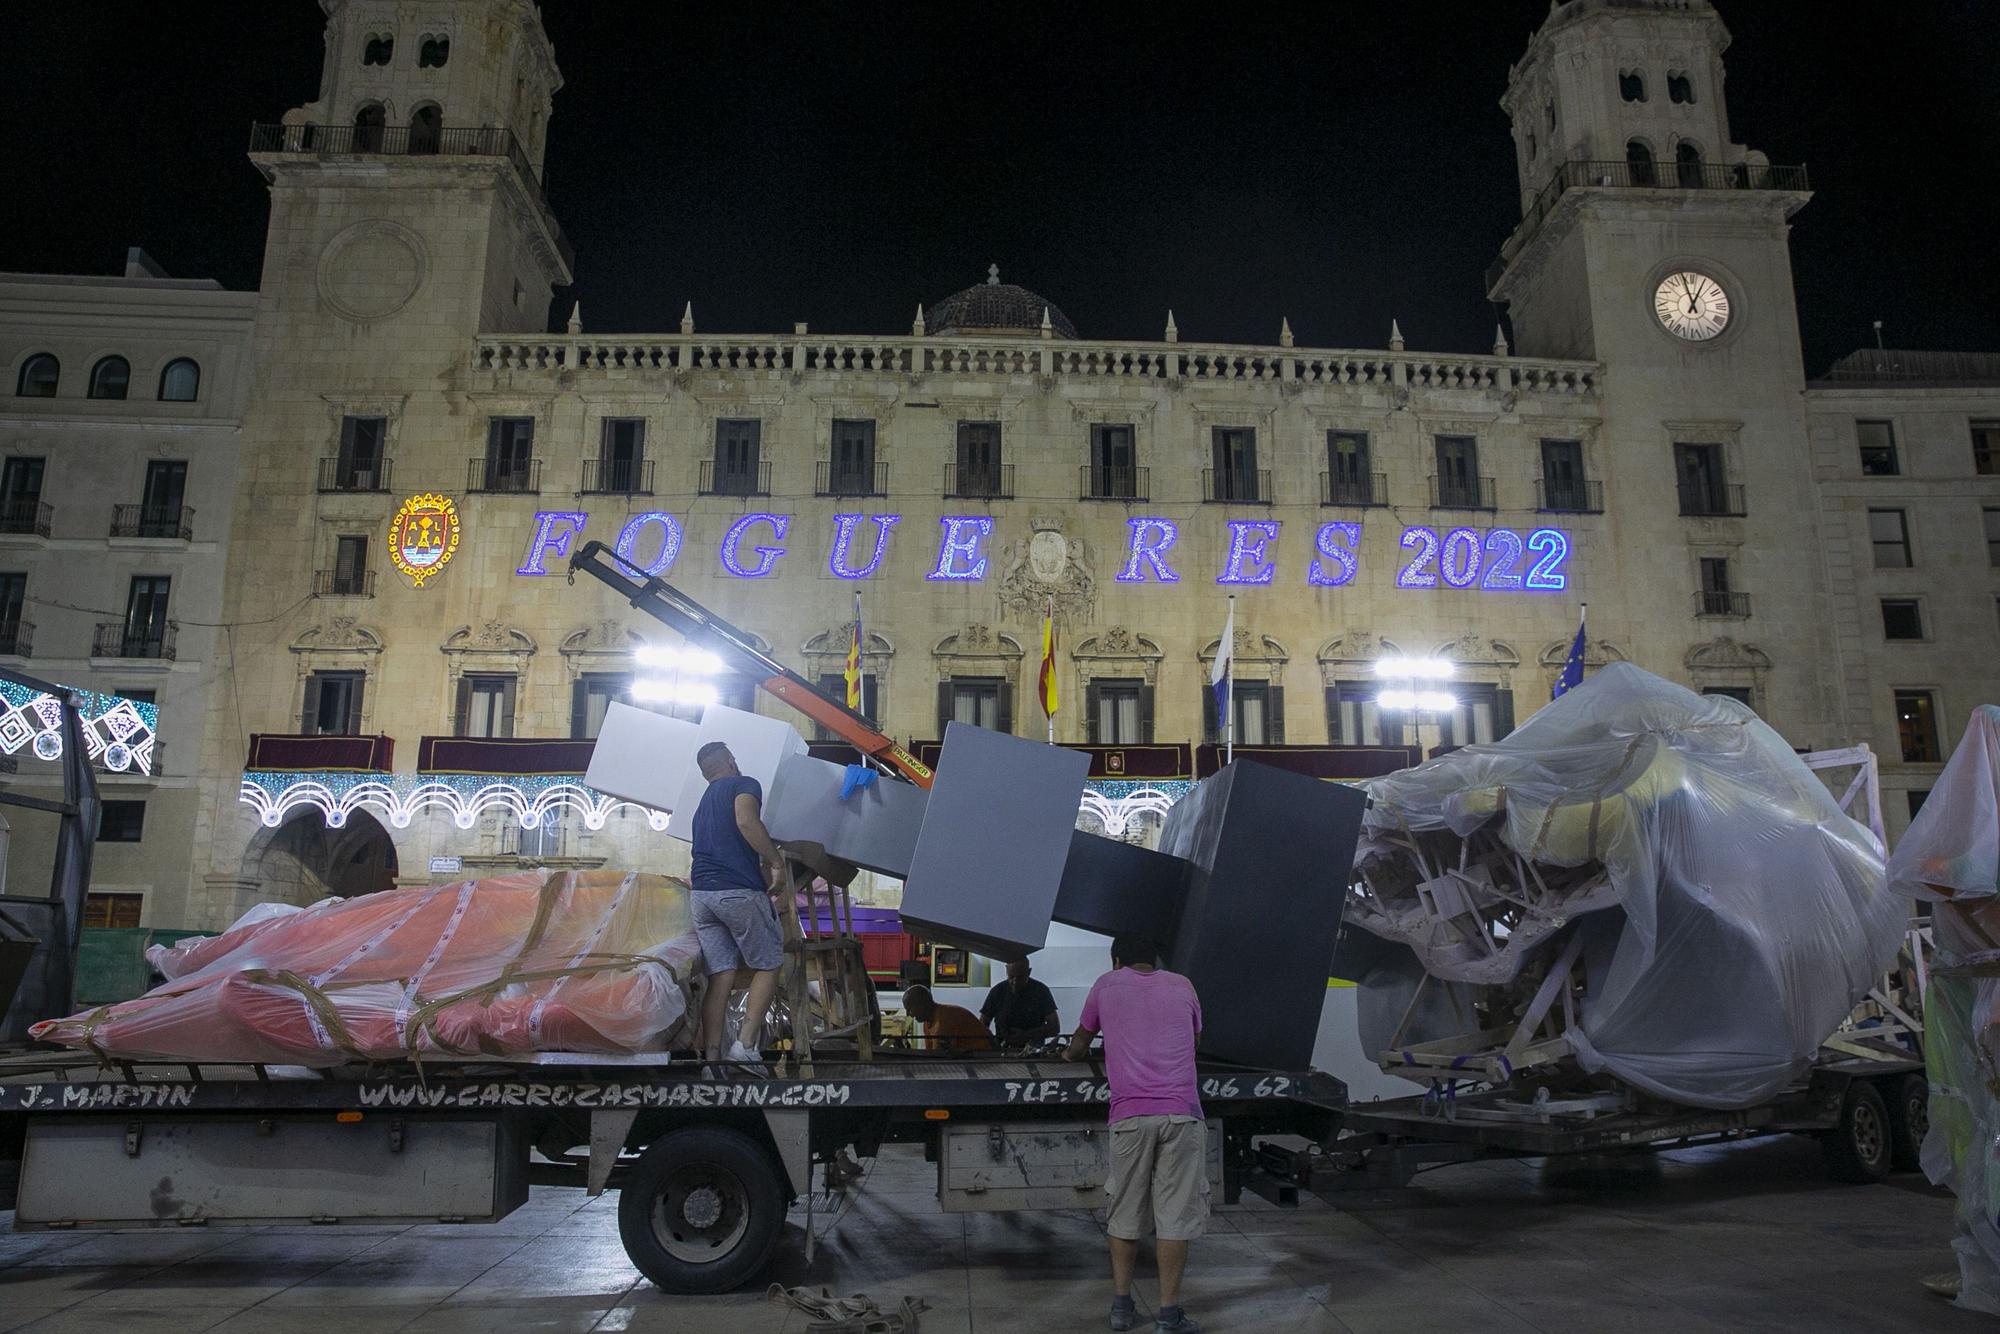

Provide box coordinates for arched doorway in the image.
[1626,139,1655,187]
[241,808,401,906]
[1676,141,1703,188]
[410,104,442,154]
[353,102,386,153]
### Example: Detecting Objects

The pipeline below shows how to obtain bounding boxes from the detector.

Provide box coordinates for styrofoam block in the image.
[763,753,929,877]
[663,704,810,843]
[582,702,700,813]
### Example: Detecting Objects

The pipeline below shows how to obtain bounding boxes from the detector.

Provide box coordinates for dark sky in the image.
[5,3,1997,374]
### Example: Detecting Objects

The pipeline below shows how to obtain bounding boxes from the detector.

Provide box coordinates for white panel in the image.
[582,702,699,813]
[663,704,810,843]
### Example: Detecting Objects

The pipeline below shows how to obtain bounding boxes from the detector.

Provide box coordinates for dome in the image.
[925,266,1078,339]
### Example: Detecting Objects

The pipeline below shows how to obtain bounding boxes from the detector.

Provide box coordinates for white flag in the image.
[1210,600,1234,710]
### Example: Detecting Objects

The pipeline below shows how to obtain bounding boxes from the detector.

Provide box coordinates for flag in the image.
[1210,599,1235,720]
[843,591,863,711]
[1552,605,1587,700]
[1038,603,1059,718]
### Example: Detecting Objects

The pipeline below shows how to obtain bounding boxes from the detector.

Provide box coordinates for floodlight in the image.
[631,678,720,707]
[1372,657,1454,680]
[634,644,725,675]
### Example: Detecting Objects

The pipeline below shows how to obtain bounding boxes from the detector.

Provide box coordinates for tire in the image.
[1822,1080,1893,1184]
[617,1126,786,1294]
[1885,1074,1930,1173]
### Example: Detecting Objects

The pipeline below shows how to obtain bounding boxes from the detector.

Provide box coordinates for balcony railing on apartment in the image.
[1080,465,1150,502]
[1695,590,1751,619]
[94,622,177,661]
[317,456,393,492]
[944,463,1014,501]
[817,460,888,497]
[110,505,194,540]
[0,500,51,538]
[313,569,376,598]
[0,620,32,657]
[1202,468,1271,504]
[582,458,654,494]
[1428,475,1496,510]
[1677,482,1746,518]
[1536,478,1604,513]
[1321,471,1387,507]
[467,457,541,494]
[699,459,773,497]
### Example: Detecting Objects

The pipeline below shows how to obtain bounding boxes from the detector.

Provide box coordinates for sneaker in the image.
[1110,1297,1137,1331]
[1154,1307,1199,1333]
[726,1040,762,1064]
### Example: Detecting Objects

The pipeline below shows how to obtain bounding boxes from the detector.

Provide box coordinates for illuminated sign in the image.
[515,512,1573,592]
[389,493,462,587]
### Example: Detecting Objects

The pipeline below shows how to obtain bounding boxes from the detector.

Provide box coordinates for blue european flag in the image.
[1553,612,1588,700]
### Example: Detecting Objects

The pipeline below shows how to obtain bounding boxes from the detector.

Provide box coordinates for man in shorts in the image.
[1065,933,1205,1334]
[689,741,786,1062]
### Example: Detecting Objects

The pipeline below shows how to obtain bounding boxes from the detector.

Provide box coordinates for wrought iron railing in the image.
[700,459,773,497]
[582,458,654,494]
[1080,465,1149,501]
[110,505,194,540]
[1695,590,1751,618]
[1677,482,1746,517]
[817,460,888,497]
[1428,475,1496,510]
[94,622,177,661]
[318,456,392,492]
[314,569,376,598]
[0,500,51,537]
[944,463,1013,500]
[1321,471,1387,507]
[1202,468,1270,504]
[1536,478,1604,513]
[467,457,541,494]
[0,620,32,657]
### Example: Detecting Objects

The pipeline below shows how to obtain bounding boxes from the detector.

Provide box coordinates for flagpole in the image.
[850,588,866,766]
[1225,594,1236,765]
[1046,596,1055,746]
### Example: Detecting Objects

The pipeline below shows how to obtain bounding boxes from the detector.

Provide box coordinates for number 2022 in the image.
[1396,526,1569,592]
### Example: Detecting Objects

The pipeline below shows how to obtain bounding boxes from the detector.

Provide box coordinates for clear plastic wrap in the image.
[1352,662,1903,1109]
[33,870,703,1065]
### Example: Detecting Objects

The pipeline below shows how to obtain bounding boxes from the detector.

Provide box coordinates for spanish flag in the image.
[843,590,863,711]
[1038,601,1059,719]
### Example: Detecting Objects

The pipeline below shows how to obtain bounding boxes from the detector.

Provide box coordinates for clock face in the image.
[1653,271,1732,341]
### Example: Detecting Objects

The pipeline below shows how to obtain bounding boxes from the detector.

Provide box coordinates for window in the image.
[302,671,364,736]
[419,35,450,68]
[123,576,171,655]
[1675,141,1703,188]
[1539,439,1590,511]
[83,891,144,927]
[1209,427,1261,502]
[1433,435,1482,508]
[1626,138,1654,186]
[353,103,386,152]
[140,460,187,535]
[96,801,147,843]
[0,456,45,533]
[596,418,647,493]
[1327,680,1403,746]
[483,417,535,492]
[1973,421,2000,475]
[457,674,517,738]
[88,356,130,400]
[1857,420,1899,476]
[1619,70,1646,102]
[1987,509,2000,566]
[1667,71,1694,104]
[1673,442,1732,515]
[1697,556,1742,616]
[829,419,878,496]
[953,421,1005,498]
[157,358,200,402]
[571,673,632,739]
[940,676,1011,735]
[1895,690,1941,763]
[326,534,370,596]
[1868,508,1911,569]
[814,672,880,740]
[518,820,562,860]
[409,104,442,154]
[1204,679,1280,745]
[1882,599,1924,641]
[1909,789,1930,820]
[0,572,25,649]
[1088,423,1138,499]
[711,419,764,496]
[1326,431,1375,505]
[335,415,387,490]
[362,34,394,65]
[16,353,58,398]
[1086,679,1153,745]
[1439,684,1514,749]
[1703,686,1753,708]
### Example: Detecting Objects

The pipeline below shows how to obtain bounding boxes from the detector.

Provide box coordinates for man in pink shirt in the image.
[1065,933,1205,1334]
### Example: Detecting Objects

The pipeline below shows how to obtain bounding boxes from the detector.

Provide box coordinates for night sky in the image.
[5,2,1997,374]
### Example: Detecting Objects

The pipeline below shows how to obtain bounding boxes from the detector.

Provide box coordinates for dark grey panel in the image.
[763,753,930,878]
[1052,830,1186,945]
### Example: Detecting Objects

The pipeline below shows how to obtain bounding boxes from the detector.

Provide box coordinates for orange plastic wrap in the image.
[32,870,702,1065]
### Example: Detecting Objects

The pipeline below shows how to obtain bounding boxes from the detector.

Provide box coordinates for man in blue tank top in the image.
[689,741,786,1062]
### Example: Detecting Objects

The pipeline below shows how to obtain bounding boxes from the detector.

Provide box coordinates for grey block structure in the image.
[899,723,1090,959]
[1156,762,1367,1070]
[1052,830,1186,946]
[763,753,930,878]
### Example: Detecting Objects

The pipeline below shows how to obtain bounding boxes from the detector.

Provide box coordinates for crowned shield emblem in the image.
[388,493,461,587]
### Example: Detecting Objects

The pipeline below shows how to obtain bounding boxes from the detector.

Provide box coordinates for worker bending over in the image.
[689,742,785,1063]
[981,956,1061,1046]
[1066,933,1205,1334]
[901,983,994,1053]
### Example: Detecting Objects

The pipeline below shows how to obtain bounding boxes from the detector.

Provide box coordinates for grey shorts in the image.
[691,888,784,975]
[1105,1114,1209,1242]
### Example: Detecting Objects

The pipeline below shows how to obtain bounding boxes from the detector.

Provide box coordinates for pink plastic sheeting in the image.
[33,870,702,1065]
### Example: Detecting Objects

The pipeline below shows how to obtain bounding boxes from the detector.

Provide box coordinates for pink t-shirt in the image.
[1079,966,1203,1123]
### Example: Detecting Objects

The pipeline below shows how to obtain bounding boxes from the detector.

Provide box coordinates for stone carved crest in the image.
[997,517,1095,620]
[290,617,384,656]
[1320,630,1398,663]
[1099,625,1135,654]
[1684,636,1772,671]
[1436,633,1521,667]
[443,622,536,661]
[1537,637,1628,668]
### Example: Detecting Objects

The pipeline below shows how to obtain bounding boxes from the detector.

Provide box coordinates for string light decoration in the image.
[0,681,158,775]
[1078,780,1194,838]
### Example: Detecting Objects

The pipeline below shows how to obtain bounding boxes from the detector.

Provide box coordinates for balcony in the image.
[0,620,32,657]
[313,568,376,598]
[1695,590,1752,619]
[1536,478,1604,514]
[467,457,541,494]
[0,500,51,538]
[246,732,395,772]
[318,456,393,492]
[700,459,772,497]
[1080,465,1150,502]
[94,622,177,661]
[1202,469,1271,504]
[1321,471,1388,507]
[817,460,888,498]
[1677,482,1746,518]
[582,458,654,494]
[110,504,193,540]
[1428,475,1496,511]
[248,123,572,274]
[944,463,1013,501]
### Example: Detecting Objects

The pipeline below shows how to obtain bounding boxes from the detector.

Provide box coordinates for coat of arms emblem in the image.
[388,493,461,587]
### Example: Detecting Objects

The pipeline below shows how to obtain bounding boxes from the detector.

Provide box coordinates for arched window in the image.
[419,36,450,68]
[1668,71,1695,104]
[362,34,394,66]
[410,104,442,155]
[1619,69,1646,102]
[15,354,58,398]
[1676,141,1703,188]
[353,102,385,152]
[88,356,130,400]
[158,358,200,402]
[1626,139,1655,187]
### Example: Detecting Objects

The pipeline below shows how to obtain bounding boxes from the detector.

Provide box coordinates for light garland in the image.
[1079,780,1194,838]
[0,681,158,776]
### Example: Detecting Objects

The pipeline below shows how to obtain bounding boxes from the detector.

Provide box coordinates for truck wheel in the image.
[1822,1081,1892,1184]
[617,1127,785,1294]
[1885,1074,1929,1173]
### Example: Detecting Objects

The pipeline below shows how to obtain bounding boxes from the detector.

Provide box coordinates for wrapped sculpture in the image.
[1346,662,1903,1109]
[32,870,703,1065]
